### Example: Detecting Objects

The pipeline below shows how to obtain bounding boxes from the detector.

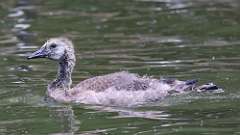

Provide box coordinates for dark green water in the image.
[1,0,240,134]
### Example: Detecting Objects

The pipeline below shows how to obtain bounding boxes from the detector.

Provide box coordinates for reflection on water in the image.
[0,0,240,134]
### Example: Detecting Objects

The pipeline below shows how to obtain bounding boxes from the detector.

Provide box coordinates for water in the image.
[0,0,240,134]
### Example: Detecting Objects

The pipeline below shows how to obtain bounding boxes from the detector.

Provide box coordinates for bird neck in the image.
[50,51,75,90]
[57,57,74,87]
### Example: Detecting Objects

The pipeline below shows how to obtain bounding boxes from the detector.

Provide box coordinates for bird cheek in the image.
[49,53,62,61]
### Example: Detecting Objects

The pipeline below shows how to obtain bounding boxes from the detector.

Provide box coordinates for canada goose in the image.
[27,37,222,106]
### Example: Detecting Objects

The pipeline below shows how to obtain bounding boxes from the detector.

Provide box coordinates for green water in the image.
[1,0,240,134]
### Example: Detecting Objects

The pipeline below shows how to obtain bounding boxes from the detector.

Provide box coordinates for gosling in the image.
[27,37,222,106]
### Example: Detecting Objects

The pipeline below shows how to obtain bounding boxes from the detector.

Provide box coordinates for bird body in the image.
[28,37,222,106]
[47,71,171,105]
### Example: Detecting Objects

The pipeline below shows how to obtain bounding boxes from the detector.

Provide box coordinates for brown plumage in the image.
[27,37,222,106]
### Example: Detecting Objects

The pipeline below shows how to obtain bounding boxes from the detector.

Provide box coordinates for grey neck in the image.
[50,51,75,90]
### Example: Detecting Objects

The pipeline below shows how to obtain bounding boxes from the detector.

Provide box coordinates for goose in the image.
[27,37,222,106]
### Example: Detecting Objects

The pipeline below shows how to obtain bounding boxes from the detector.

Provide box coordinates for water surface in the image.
[0,0,240,134]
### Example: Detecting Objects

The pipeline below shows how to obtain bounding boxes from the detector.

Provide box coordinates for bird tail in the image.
[160,78,223,94]
[195,82,223,93]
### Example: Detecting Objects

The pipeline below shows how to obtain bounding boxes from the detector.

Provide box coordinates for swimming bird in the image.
[27,37,222,106]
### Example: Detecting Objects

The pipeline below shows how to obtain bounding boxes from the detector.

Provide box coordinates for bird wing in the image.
[74,71,151,92]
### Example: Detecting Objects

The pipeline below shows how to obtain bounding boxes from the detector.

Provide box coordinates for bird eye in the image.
[50,44,57,49]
